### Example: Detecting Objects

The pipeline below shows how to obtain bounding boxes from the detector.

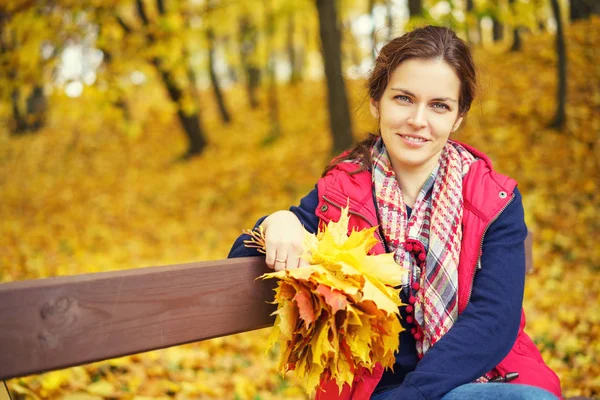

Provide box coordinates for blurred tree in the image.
[286,12,305,84]
[204,0,233,124]
[94,9,132,126]
[239,14,261,109]
[263,0,281,143]
[509,0,522,51]
[207,27,231,124]
[368,0,377,60]
[490,0,504,42]
[465,0,482,45]
[533,0,548,30]
[550,0,566,130]
[570,0,600,21]
[130,0,207,157]
[0,3,54,135]
[384,0,393,41]
[315,0,353,154]
[408,0,423,18]
[287,13,297,84]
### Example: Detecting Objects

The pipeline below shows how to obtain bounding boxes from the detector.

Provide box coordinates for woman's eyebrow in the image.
[390,88,457,103]
[390,88,415,96]
[432,97,458,103]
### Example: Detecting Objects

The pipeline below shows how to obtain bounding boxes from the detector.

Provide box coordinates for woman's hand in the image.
[261,210,311,271]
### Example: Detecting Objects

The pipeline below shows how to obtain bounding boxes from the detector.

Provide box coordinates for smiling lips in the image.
[399,134,429,147]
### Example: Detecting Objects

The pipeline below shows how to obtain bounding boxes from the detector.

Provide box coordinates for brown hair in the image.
[323,25,477,177]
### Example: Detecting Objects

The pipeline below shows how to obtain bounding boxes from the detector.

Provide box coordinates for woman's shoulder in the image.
[322,157,369,178]
[452,140,518,193]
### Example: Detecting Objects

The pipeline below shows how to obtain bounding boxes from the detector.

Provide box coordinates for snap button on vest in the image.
[320,204,328,212]
[499,191,507,199]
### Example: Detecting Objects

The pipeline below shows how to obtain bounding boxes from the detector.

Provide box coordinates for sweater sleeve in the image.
[380,187,528,400]
[227,186,320,258]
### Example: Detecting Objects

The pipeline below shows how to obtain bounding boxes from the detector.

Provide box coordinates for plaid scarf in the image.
[371,138,475,357]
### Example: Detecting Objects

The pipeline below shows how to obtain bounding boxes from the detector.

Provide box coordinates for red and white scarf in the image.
[371,138,475,357]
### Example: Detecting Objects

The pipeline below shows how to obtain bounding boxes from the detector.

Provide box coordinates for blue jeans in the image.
[442,383,558,400]
[372,383,559,400]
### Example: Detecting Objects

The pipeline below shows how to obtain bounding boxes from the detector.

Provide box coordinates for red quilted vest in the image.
[313,142,562,399]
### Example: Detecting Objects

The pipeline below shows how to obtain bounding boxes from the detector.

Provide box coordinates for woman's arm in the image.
[227,186,320,260]
[381,188,528,400]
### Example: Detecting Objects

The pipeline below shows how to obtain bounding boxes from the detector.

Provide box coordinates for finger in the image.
[264,234,280,269]
[286,256,299,270]
[274,251,289,272]
[287,249,302,270]
[265,246,277,269]
[291,255,302,270]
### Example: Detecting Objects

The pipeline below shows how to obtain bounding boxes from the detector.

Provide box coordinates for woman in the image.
[229,26,561,400]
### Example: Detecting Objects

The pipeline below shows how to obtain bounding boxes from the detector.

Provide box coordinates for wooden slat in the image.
[0,257,275,380]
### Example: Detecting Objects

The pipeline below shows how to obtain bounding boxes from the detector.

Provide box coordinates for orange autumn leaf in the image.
[295,287,316,328]
[316,284,348,314]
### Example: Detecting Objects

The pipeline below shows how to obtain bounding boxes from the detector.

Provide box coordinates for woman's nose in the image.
[407,106,427,128]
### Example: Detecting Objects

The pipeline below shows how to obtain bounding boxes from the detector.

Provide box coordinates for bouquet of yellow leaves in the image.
[244,207,407,393]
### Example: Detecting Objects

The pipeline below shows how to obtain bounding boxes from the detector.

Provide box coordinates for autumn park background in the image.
[1,0,599,398]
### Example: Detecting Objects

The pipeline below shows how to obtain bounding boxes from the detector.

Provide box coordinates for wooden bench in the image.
[0,257,276,382]
[3,232,586,399]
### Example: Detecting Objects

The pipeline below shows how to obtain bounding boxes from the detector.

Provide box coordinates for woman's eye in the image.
[432,103,450,111]
[395,95,411,102]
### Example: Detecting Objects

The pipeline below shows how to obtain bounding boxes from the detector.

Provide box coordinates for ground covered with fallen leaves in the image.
[2,18,599,399]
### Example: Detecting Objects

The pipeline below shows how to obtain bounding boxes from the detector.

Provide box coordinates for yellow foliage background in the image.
[1,15,599,400]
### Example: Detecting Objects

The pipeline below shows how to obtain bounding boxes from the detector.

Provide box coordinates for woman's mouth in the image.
[399,134,428,147]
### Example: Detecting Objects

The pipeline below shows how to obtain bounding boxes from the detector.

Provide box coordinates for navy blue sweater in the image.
[228,186,528,400]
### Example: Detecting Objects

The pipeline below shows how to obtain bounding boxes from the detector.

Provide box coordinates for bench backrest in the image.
[0,257,275,381]
[0,232,533,380]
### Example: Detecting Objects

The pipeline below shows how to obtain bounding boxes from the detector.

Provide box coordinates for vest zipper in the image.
[465,193,516,383]
[321,195,385,245]
[466,193,515,305]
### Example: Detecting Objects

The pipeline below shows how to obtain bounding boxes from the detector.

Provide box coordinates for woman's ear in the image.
[452,115,464,132]
[370,98,379,118]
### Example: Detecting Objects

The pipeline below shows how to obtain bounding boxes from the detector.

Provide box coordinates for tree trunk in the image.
[408,0,422,17]
[368,0,377,60]
[10,84,46,135]
[570,0,600,21]
[11,88,28,134]
[465,0,480,45]
[98,19,131,123]
[207,28,231,124]
[2,13,46,135]
[135,0,207,157]
[476,17,484,44]
[550,0,566,130]
[264,0,281,143]
[509,27,522,51]
[492,16,504,42]
[508,0,522,52]
[156,66,207,157]
[287,13,302,84]
[176,110,206,156]
[25,85,47,131]
[385,0,394,41]
[239,16,260,109]
[315,0,353,154]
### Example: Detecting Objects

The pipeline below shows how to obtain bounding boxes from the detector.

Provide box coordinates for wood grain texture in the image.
[0,257,275,380]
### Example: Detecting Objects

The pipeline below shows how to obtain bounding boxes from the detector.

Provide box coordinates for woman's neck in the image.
[393,164,437,208]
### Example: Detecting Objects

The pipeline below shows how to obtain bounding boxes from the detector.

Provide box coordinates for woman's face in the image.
[370,58,463,176]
